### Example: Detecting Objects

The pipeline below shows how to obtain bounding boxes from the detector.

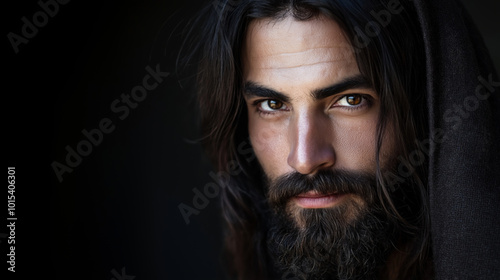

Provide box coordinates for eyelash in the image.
[332,94,373,111]
[252,99,288,116]
[252,94,372,116]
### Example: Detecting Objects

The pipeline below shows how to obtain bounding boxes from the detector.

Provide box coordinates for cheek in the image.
[331,116,379,171]
[248,116,290,179]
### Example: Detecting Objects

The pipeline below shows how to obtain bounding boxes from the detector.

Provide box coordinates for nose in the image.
[287,112,336,175]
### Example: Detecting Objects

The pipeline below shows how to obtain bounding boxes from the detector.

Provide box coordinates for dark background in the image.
[3,0,499,279]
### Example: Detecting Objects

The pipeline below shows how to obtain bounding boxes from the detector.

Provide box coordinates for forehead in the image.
[243,15,358,89]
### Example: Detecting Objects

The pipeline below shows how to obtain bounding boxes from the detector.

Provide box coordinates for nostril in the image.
[287,146,335,175]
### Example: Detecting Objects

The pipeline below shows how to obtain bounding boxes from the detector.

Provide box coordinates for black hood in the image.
[413,0,500,278]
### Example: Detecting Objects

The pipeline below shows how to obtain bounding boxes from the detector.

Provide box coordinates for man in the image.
[183,0,500,279]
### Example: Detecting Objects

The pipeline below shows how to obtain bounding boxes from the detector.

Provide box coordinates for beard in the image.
[265,169,396,280]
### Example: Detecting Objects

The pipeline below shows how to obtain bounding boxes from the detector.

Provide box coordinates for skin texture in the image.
[243,15,395,192]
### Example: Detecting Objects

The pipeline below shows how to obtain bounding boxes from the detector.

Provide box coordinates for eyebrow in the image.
[243,75,372,102]
[244,81,291,102]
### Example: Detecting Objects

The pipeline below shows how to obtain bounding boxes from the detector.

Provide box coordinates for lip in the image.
[294,191,345,208]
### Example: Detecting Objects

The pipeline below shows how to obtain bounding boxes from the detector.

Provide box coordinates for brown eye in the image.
[258,99,288,113]
[267,100,284,110]
[346,95,362,105]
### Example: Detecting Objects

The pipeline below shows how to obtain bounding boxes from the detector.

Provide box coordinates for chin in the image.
[267,199,393,280]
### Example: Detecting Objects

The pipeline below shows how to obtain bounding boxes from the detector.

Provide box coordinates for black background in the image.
[3,0,499,279]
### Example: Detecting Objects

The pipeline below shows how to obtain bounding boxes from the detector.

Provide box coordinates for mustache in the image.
[266,169,377,208]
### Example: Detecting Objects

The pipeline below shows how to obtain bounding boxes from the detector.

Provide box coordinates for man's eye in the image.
[335,94,364,107]
[259,100,287,112]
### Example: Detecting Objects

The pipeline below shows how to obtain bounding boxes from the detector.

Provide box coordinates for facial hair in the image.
[264,169,396,280]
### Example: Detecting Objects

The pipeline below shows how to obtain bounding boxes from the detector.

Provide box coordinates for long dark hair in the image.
[180,0,431,279]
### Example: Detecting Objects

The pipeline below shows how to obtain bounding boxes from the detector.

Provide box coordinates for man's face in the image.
[242,15,398,279]
[243,15,395,213]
